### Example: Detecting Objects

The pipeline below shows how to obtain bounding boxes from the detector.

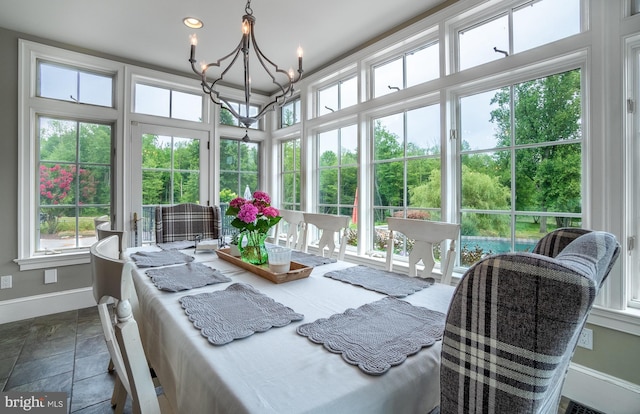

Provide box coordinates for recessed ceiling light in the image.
[183,17,203,29]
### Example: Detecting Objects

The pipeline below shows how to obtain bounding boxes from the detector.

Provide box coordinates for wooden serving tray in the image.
[215,248,312,284]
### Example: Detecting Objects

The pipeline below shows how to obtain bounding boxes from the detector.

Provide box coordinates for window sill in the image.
[588,306,640,336]
[14,251,91,271]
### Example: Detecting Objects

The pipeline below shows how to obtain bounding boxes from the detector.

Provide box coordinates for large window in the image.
[18,41,121,268]
[459,69,582,265]
[38,117,112,251]
[317,125,358,219]
[372,105,441,253]
[219,139,259,200]
[281,138,301,210]
[219,138,260,235]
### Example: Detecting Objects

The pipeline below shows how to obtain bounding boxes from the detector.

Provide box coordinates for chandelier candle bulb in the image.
[189,35,197,60]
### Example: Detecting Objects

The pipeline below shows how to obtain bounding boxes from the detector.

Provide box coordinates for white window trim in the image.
[626,33,640,312]
[16,40,124,270]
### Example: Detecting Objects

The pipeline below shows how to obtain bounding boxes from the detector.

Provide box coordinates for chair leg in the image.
[108,357,114,373]
[111,374,127,413]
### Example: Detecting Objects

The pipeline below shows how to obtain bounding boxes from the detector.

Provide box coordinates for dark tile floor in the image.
[0,306,133,413]
[1,307,573,414]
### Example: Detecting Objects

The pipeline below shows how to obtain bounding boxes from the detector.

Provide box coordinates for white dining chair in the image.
[302,213,350,260]
[96,221,126,257]
[91,236,170,414]
[274,209,306,250]
[385,217,460,284]
[94,215,110,236]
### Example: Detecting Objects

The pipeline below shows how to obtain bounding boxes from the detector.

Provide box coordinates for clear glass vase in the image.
[238,231,268,265]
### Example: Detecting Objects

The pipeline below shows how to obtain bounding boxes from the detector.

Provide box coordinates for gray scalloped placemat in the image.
[180,283,304,345]
[145,262,231,292]
[324,265,434,297]
[296,297,445,375]
[130,250,194,268]
[290,250,337,267]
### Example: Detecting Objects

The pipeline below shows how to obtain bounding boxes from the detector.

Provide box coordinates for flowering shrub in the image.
[225,191,281,234]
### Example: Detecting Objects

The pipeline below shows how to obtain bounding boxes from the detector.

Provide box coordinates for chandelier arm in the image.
[249,27,303,92]
[190,36,243,78]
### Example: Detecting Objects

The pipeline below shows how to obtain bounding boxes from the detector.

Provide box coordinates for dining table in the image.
[127,245,455,414]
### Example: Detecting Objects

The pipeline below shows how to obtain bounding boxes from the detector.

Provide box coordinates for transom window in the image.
[281,98,301,128]
[134,83,203,122]
[219,101,260,129]
[458,0,581,71]
[318,76,357,116]
[373,42,439,98]
[37,60,113,107]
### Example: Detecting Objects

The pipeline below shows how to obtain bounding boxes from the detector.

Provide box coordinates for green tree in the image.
[411,164,510,235]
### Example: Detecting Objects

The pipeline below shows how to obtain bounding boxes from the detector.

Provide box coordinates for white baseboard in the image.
[0,287,96,324]
[564,363,640,414]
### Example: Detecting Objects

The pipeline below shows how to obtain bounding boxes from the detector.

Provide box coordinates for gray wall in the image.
[0,27,92,301]
[0,25,639,386]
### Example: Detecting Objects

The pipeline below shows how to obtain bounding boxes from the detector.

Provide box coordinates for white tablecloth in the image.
[128,247,454,414]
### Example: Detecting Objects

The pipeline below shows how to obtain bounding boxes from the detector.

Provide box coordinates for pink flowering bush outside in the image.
[225,191,282,235]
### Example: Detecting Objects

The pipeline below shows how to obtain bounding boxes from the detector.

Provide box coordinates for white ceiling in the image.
[0,0,449,93]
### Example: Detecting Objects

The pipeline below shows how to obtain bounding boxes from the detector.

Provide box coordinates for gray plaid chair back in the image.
[155,203,221,243]
[440,229,620,414]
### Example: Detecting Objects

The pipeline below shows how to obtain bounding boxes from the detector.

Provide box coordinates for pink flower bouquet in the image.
[225,191,281,234]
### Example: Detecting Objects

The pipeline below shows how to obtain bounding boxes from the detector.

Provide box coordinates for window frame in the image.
[132,81,205,123]
[280,137,302,210]
[316,75,358,116]
[371,41,440,99]
[626,33,640,310]
[280,97,301,128]
[17,40,124,270]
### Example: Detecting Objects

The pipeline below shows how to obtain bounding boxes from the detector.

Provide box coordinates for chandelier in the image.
[188,0,303,134]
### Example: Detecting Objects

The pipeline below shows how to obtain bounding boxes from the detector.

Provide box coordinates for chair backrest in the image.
[96,221,126,256]
[155,203,221,243]
[385,218,460,283]
[274,209,306,250]
[94,215,110,236]
[440,229,620,414]
[91,237,161,414]
[302,213,350,260]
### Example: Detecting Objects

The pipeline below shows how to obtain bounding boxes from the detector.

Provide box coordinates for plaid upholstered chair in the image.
[439,228,620,414]
[155,203,222,243]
